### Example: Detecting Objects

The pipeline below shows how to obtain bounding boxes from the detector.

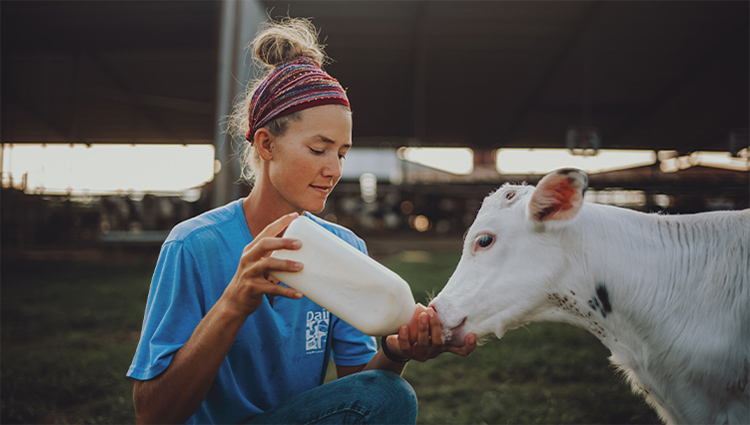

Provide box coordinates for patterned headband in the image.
[245,56,350,142]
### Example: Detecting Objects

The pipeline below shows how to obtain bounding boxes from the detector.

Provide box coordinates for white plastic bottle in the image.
[269,215,416,336]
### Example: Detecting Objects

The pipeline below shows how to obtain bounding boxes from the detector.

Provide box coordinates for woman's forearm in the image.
[133,298,247,424]
[362,347,408,375]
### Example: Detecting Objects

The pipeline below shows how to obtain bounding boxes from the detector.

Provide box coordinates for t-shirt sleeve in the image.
[329,317,378,366]
[127,240,205,380]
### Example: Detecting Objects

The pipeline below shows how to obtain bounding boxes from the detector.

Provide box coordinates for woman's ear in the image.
[254,128,274,161]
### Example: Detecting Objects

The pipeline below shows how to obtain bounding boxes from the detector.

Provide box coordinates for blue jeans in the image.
[247,370,417,424]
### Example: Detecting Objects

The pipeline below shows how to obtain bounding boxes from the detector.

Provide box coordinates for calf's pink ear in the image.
[528,168,588,222]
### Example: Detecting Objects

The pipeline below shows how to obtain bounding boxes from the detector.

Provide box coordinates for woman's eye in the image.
[338,153,347,160]
[476,234,494,249]
[310,148,324,155]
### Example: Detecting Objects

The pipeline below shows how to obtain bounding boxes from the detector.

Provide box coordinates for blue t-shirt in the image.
[127,199,377,424]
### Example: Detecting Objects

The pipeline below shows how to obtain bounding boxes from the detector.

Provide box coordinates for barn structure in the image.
[2,0,748,250]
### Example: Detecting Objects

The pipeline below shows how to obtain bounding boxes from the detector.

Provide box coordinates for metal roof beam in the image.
[504,1,600,145]
[613,22,750,150]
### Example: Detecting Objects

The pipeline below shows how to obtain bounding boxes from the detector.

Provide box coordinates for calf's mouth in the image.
[445,316,468,346]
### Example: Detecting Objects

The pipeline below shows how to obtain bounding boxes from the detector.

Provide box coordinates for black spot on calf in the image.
[588,283,613,318]
[595,283,613,317]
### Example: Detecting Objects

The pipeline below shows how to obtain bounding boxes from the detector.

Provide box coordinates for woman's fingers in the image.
[243,256,303,279]
[240,212,299,255]
[394,305,477,362]
[243,235,301,262]
[238,257,304,303]
[240,213,303,266]
[418,314,430,345]
[257,212,299,239]
[427,308,444,346]
[406,303,430,342]
[256,279,303,300]
[446,333,478,357]
[386,318,477,363]
[396,325,411,354]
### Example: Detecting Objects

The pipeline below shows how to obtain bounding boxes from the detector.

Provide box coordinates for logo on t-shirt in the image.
[305,309,330,354]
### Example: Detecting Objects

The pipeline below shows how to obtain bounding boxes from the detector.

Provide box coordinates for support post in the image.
[213,0,266,207]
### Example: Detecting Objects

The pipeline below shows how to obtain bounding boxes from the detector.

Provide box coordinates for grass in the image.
[2,258,152,424]
[1,250,661,424]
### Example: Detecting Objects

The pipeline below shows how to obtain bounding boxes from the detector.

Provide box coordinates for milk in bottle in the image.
[269,215,416,336]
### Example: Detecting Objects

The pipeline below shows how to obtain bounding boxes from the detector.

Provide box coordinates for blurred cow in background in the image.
[431,168,749,424]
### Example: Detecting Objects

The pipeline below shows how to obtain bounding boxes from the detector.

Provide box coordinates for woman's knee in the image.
[349,370,417,424]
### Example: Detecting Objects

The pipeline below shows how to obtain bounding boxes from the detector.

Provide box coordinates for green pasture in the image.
[1,249,660,424]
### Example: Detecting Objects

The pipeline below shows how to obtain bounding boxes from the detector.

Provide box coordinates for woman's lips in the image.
[310,184,331,194]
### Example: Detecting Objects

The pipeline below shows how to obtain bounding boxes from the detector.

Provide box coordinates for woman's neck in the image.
[241,183,302,238]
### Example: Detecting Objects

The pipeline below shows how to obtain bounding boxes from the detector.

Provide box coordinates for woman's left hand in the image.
[385,303,477,362]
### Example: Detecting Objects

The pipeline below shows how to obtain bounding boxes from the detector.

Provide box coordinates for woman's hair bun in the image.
[253,17,327,68]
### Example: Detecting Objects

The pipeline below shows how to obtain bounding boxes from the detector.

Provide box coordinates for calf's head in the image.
[431,168,588,345]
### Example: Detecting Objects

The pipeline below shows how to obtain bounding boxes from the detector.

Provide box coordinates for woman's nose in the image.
[322,154,343,179]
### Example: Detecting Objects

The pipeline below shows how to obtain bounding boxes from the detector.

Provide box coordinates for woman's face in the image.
[266,104,352,213]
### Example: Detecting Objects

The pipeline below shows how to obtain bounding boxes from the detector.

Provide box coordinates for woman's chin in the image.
[299,200,326,214]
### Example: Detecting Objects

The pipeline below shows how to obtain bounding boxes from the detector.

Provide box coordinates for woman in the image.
[127,18,477,424]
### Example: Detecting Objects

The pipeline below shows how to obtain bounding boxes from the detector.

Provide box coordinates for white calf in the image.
[430,168,749,425]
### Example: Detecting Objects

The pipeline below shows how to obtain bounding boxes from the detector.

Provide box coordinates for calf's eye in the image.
[476,234,495,250]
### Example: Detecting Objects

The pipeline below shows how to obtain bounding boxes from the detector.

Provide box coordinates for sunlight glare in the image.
[494,148,656,174]
[659,149,749,173]
[2,144,215,195]
[398,147,474,175]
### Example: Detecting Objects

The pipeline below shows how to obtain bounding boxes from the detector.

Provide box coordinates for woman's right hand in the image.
[221,212,305,317]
